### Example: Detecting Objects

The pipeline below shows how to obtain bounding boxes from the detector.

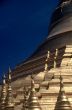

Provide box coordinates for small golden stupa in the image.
[55,75,72,110]
[28,76,41,110]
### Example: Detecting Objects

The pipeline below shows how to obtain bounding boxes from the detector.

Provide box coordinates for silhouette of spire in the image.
[54,75,72,110]
[0,74,7,110]
[28,76,41,110]
[5,67,14,110]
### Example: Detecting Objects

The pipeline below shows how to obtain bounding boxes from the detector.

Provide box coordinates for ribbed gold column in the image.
[0,74,7,110]
[28,76,41,110]
[5,67,14,110]
[54,75,72,110]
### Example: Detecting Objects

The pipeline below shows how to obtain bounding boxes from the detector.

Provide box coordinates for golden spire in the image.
[54,49,58,68]
[22,87,29,110]
[5,67,14,110]
[28,76,41,110]
[0,74,7,110]
[54,75,72,110]
[44,51,50,71]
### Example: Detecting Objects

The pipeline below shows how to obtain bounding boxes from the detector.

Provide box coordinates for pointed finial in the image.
[5,67,14,110]
[44,51,50,71]
[8,67,11,81]
[54,49,58,68]
[60,73,62,82]
[59,74,65,92]
[28,76,41,110]
[8,67,11,73]
[3,74,6,85]
[54,74,72,110]
[47,51,50,59]
[55,49,58,57]
[31,75,35,92]
[0,74,7,110]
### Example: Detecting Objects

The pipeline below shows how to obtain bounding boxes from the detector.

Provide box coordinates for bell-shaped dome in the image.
[48,0,72,38]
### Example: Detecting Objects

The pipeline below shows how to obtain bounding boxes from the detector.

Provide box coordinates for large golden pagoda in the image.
[1,0,72,110]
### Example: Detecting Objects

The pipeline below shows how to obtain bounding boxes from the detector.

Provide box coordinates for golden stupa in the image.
[1,0,72,110]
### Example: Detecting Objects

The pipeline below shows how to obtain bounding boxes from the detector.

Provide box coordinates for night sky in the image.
[0,0,59,78]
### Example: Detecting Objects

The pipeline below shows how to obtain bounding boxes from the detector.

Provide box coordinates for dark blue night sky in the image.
[0,0,59,78]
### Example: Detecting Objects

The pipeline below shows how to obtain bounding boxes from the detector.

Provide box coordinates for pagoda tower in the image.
[8,0,72,110]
